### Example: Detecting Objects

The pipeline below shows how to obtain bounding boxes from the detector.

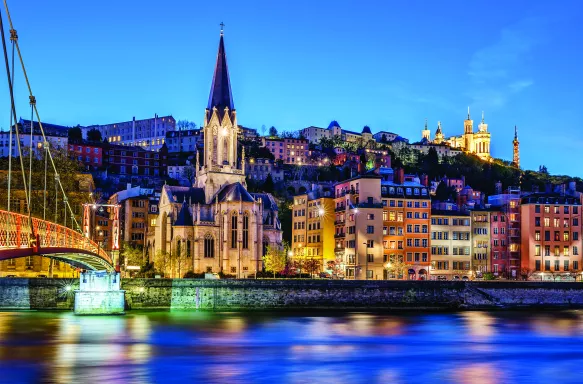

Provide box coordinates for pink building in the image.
[262,137,308,165]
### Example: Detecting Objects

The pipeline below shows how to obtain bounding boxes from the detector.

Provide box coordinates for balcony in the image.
[334,220,345,225]
[356,202,383,209]
[334,233,346,238]
[335,206,346,212]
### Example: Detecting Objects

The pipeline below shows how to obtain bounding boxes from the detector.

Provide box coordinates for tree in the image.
[262,173,274,193]
[172,240,189,279]
[268,126,278,137]
[68,125,83,143]
[182,166,196,186]
[177,120,197,131]
[385,255,407,280]
[261,124,267,137]
[121,242,144,273]
[519,267,535,281]
[154,250,170,277]
[263,243,288,278]
[304,258,320,278]
[86,128,102,142]
[326,255,345,279]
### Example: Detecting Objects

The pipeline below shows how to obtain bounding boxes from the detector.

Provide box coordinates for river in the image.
[1,310,583,383]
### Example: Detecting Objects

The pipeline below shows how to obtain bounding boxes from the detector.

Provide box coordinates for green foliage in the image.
[68,126,83,143]
[176,120,197,131]
[121,242,144,268]
[483,272,495,280]
[263,242,288,278]
[277,201,292,245]
[268,126,278,137]
[86,128,102,142]
[262,173,274,193]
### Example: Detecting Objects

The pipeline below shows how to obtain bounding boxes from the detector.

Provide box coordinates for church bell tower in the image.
[196,25,246,202]
[513,126,520,168]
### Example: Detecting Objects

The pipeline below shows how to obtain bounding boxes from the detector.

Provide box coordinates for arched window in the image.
[231,212,238,249]
[243,212,249,249]
[204,234,214,258]
[186,240,191,258]
[223,137,229,165]
[262,236,269,256]
[176,239,181,257]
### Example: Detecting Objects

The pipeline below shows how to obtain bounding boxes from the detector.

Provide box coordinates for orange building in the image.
[381,169,431,279]
[520,193,582,280]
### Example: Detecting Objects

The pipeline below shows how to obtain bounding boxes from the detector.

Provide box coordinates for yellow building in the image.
[427,108,491,161]
[430,210,472,280]
[470,208,492,275]
[292,191,335,269]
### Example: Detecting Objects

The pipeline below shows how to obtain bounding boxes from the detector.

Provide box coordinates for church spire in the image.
[467,106,470,120]
[207,24,234,119]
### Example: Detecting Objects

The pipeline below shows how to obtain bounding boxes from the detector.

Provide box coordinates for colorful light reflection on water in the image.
[2,310,583,383]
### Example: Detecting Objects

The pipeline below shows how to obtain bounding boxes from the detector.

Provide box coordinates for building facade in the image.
[430,210,472,280]
[68,141,103,170]
[470,208,492,275]
[520,193,582,280]
[262,137,309,165]
[0,118,68,158]
[245,157,284,182]
[84,114,175,151]
[102,143,168,177]
[165,129,202,153]
[291,191,335,270]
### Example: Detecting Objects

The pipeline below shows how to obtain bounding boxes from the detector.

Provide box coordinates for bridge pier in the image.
[74,271,125,315]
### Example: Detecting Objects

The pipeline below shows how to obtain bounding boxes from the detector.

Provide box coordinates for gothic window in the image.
[231,212,238,249]
[186,240,191,258]
[262,236,269,256]
[223,137,229,165]
[204,233,214,258]
[243,213,249,249]
[176,239,181,257]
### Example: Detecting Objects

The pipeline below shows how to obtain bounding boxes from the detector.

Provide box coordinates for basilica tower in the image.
[513,126,520,168]
[196,27,246,202]
[463,107,474,153]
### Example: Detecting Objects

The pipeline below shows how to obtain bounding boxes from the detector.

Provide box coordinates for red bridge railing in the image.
[0,209,112,265]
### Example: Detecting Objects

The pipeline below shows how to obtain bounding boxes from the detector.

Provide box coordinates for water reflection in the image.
[2,311,583,383]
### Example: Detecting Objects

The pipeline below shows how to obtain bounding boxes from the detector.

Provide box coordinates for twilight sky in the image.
[1,0,582,176]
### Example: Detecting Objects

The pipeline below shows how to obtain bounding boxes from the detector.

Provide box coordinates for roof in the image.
[520,193,582,206]
[174,202,193,226]
[328,120,341,129]
[165,186,205,204]
[362,126,372,134]
[431,209,470,217]
[216,182,255,203]
[16,118,69,137]
[207,33,234,117]
[251,193,279,211]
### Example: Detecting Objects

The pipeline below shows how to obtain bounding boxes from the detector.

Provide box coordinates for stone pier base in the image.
[74,290,125,315]
[74,271,125,315]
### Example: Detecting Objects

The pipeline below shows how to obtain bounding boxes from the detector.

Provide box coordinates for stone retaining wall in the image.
[2,278,583,311]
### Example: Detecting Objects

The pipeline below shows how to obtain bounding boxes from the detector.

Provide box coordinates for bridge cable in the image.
[3,0,82,232]
[5,21,13,211]
[27,96,34,218]
[0,8,33,232]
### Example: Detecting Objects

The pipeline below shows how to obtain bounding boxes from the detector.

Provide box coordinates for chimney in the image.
[420,174,429,187]
[126,183,132,191]
[394,167,405,185]
[358,162,365,175]
[495,181,502,195]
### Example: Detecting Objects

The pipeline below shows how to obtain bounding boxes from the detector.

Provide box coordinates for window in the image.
[554,260,560,271]
[564,232,570,241]
[545,260,550,271]
[544,205,550,213]
[367,214,375,220]
[565,260,570,271]
[575,261,579,270]
[366,270,374,279]
[544,231,550,241]
[535,245,541,256]
[535,231,540,241]
[367,240,374,248]
[535,205,540,213]
[367,254,374,262]
[535,260,541,271]
[231,213,238,249]
[544,217,550,227]
[367,225,374,234]
[243,213,249,249]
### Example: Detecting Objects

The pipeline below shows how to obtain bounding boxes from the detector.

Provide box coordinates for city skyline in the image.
[0,1,581,176]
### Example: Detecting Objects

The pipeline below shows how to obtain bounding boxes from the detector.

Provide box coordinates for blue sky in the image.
[1,0,582,176]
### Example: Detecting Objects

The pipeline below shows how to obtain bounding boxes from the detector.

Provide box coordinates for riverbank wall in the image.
[1,278,583,311]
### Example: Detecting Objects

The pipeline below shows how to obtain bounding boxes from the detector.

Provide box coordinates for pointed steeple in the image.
[436,121,442,135]
[481,111,485,124]
[467,106,471,120]
[514,125,518,141]
[207,26,234,119]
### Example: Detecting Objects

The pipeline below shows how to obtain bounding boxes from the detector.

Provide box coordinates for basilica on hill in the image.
[151,28,282,277]
[421,108,492,161]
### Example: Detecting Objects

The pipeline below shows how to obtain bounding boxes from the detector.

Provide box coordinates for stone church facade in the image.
[149,30,282,277]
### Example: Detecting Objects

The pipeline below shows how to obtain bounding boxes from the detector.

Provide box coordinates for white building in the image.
[83,114,175,151]
[0,118,68,158]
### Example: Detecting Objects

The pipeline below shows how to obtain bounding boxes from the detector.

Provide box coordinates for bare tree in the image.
[182,166,196,186]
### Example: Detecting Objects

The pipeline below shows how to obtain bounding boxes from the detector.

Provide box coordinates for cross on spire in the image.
[220,22,225,36]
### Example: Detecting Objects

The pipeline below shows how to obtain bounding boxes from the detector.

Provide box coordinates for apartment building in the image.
[333,175,384,280]
[291,191,335,269]
[430,210,471,280]
[488,187,521,278]
[470,208,492,275]
[262,137,309,164]
[520,193,582,280]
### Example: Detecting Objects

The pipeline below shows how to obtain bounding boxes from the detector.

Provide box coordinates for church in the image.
[150,29,282,277]
[422,108,492,161]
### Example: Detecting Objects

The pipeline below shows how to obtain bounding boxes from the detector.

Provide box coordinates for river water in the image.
[1,310,583,383]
